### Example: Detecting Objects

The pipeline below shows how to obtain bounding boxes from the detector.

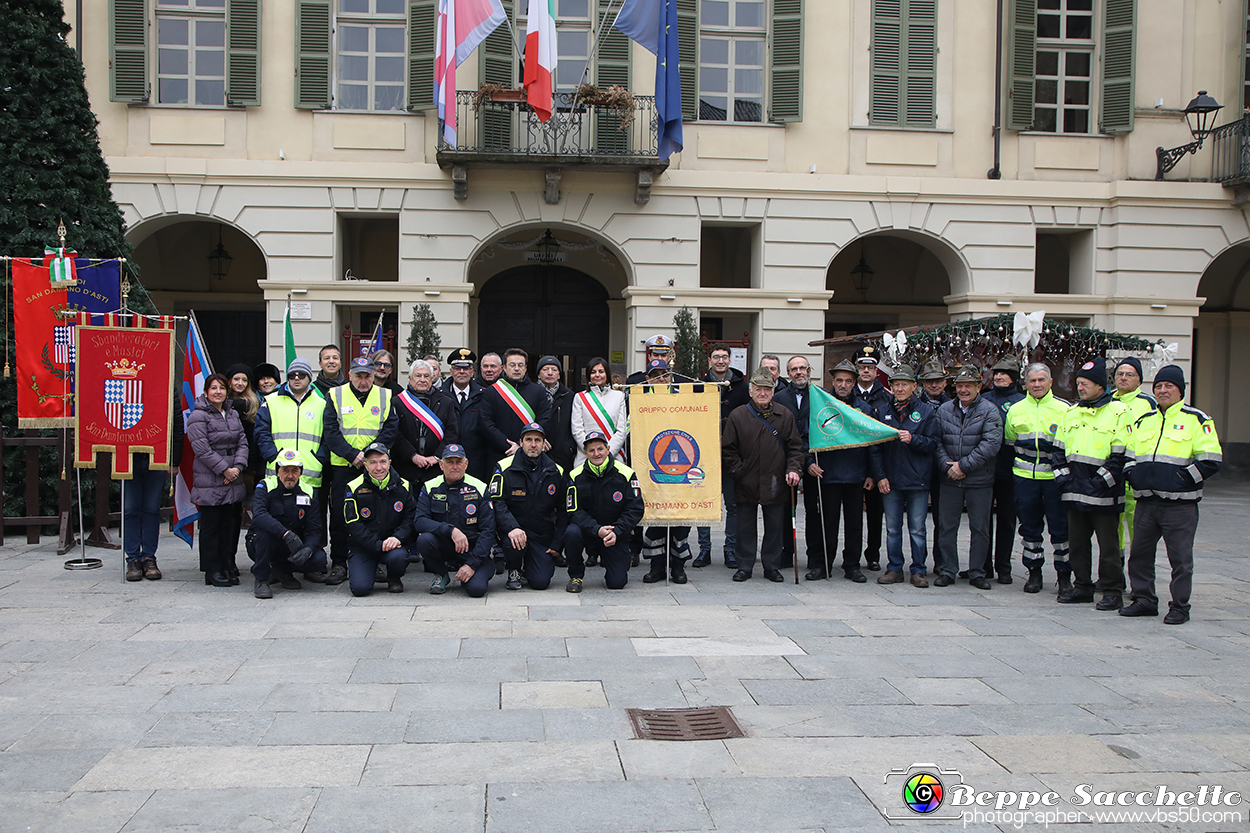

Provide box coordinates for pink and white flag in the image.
[436,0,508,145]
[523,0,557,122]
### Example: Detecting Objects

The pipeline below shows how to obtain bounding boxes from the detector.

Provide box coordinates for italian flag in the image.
[523,0,557,122]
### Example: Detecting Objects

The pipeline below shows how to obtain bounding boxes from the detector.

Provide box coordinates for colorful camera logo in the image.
[903,771,944,813]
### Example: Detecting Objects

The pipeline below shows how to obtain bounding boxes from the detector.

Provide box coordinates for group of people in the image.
[121,335,1222,623]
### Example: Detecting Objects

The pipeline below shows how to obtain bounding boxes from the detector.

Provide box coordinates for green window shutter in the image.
[869,0,902,125]
[677,0,697,121]
[226,0,261,106]
[1004,0,1035,130]
[479,0,515,149]
[870,0,935,127]
[1100,0,1135,133]
[109,0,149,103]
[903,0,936,127]
[769,0,803,122]
[1243,0,1249,114]
[295,0,331,109]
[409,0,437,111]
[596,0,632,151]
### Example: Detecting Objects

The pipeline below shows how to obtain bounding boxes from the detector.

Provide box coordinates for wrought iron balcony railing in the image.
[437,89,661,163]
[1210,115,1250,185]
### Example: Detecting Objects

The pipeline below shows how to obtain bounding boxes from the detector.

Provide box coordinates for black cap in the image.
[447,348,477,367]
[1075,357,1107,388]
[1153,364,1186,395]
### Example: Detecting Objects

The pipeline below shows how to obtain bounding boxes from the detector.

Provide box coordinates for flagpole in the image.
[816,476,830,580]
[790,485,798,585]
[569,0,626,116]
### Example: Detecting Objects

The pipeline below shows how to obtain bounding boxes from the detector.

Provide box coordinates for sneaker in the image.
[566,577,584,593]
[911,573,929,588]
[324,564,348,586]
[253,579,273,599]
[141,558,162,580]
[125,561,144,582]
[429,574,450,595]
[506,569,523,590]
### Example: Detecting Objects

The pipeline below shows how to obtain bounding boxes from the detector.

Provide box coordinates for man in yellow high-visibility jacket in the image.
[1111,357,1156,560]
[1004,363,1071,596]
[322,356,399,585]
[1121,365,1222,625]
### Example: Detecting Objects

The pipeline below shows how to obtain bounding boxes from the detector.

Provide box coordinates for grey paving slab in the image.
[980,675,1130,705]
[305,785,485,833]
[0,748,110,791]
[119,787,319,833]
[760,618,861,638]
[602,678,691,708]
[526,655,703,681]
[8,712,161,751]
[73,745,371,790]
[483,779,712,833]
[138,712,276,748]
[730,705,863,738]
[0,789,151,833]
[260,636,400,659]
[392,681,501,711]
[404,708,546,742]
[361,740,624,786]
[527,605,607,620]
[616,738,741,779]
[971,734,1143,774]
[695,655,805,680]
[890,654,1025,678]
[262,682,398,712]
[261,711,409,745]
[541,708,636,741]
[841,704,993,736]
[0,682,170,715]
[459,636,568,657]
[566,636,640,657]
[742,678,910,706]
[699,776,891,830]
[148,683,279,713]
[350,657,527,683]
[886,677,1015,705]
[1095,732,1245,773]
[972,704,1120,736]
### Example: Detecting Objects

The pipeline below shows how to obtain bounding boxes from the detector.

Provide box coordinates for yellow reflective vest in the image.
[1051,395,1132,512]
[329,384,392,467]
[262,389,326,487]
[1125,401,1223,502]
[1113,387,1156,422]
[1004,390,1070,480]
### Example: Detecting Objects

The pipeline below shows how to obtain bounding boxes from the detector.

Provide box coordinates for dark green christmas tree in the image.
[0,0,152,519]
[405,304,443,366]
[672,305,702,380]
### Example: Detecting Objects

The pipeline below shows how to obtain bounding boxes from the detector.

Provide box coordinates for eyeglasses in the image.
[288,372,309,379]
[374,362,392,369]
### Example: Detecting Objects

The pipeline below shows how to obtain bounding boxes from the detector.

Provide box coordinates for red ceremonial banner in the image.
[74,319,176,478]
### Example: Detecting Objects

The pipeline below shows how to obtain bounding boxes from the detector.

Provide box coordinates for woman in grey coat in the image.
[186,373,250,587]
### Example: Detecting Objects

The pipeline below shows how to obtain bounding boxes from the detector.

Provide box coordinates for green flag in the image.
[284,300,296,368]
[807,384,899,452]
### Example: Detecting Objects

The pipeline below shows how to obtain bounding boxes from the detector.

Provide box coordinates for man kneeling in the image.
[563,432,643,592]
[416,444,497,597]
[343,444,417,596]
[247,448,329,599]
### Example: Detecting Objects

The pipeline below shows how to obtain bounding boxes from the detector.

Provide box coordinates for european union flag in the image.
[614,0,683,161]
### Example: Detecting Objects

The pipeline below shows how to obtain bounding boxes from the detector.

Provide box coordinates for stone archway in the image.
[1194,243,1250,468]
[825,231,956,339]
[128,218,268,370]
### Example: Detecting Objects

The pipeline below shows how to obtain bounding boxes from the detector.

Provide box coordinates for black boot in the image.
[1055,572,1072,600]
[642,560,667,583]
[670,561,688,584]
[1023,566,1043,594]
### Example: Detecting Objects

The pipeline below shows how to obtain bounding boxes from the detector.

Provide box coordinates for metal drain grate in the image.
[627,707,746,741]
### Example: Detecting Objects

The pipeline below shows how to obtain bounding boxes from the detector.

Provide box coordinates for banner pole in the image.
[665,525,670,587]
[791,485,798,585]
[816,475,831,581]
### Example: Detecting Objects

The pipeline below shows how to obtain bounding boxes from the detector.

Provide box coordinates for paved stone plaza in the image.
[1,481,1247,832]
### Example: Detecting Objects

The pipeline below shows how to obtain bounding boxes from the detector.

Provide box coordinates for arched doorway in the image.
[1194,244,1250,468]
[825,233,954,338]
[477,266,609,389]
[128,219,267,370]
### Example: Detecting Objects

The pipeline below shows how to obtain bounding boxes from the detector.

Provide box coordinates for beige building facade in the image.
[70,0,1249,464]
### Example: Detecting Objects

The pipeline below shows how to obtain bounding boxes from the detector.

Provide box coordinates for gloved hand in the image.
[289,546,314,568]
[282,530,303,555]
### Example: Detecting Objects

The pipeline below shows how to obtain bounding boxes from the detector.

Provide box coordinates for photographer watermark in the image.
[883,763,1244,826]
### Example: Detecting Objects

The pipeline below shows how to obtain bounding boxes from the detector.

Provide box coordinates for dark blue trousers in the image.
[563,526,630,589]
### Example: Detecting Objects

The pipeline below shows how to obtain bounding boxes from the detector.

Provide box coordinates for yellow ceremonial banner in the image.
[628,385,722,523]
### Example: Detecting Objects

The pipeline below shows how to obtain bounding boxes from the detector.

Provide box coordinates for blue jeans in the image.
[883,488,929,575]
[123,455,166,563]
[697,472,737,558]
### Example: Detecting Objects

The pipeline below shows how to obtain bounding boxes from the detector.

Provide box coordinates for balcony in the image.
[1210,115,1250,198]
[435,89,667,205]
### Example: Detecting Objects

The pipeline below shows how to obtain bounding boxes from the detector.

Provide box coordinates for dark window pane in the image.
[340,55,368,81]
[197,49,224,76]
[375,85,403,110]
[1038,0,1059,8]
[160,77,188,103]
[341,26,369,53]
[376,0,404,12]
[703,0,729,26]
[375,55,403,82]
[197,20,225,47]
[159,17,189,45]
[338,83,368,109]
[196,78,224,106]
[1033,107,1057,131]
[734,97,762,121]
[159,47,187,75]
[736,0,764,28]
[376,27,404,53]
[1064,108,1088,133]
[1066,80,1089,105]
[340,0,368,12]
[1037,51,1059,75]
[1066,14,1092,39]
[1068,0,1092,9]
[701,66,727,93]
[701,37,729,64]
[700,96,728,120]
[1065,51,1090,77]
[1037,13,1060,38]
[1035,78,1057,104]
[737,39,763,66]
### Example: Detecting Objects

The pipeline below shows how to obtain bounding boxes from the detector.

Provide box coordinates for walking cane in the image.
[815,474,831,580]
[791,484,799,585]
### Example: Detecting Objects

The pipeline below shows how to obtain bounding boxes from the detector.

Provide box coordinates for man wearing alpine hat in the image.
[489,421,568,591]
[563,431,644,591]
[416,443,497,597]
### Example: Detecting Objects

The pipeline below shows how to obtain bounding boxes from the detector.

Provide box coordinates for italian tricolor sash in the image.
[398,390,444,441]
[495,378,536,424]
[578,388,626,461]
